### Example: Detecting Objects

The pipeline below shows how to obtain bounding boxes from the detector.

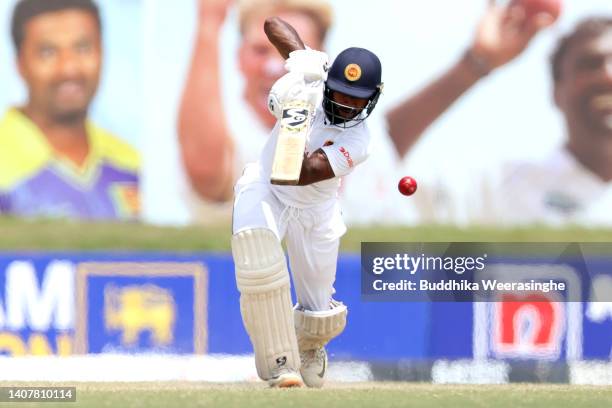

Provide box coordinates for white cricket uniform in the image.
[496,148,612,226]
[232,103,371,311]
[411,147,612,227]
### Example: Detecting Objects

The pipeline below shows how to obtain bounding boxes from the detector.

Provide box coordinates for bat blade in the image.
[270,100,314,185]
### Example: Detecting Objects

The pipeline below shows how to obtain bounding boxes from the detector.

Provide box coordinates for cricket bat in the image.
[270,99,315,185]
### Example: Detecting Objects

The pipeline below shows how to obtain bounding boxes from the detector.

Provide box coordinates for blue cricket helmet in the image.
[323,47,383,127]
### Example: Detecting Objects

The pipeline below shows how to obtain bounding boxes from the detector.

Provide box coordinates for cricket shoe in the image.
[300,347,327,388]
[267,369,303,388]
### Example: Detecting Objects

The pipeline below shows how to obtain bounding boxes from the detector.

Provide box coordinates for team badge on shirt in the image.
[110,183,140,219]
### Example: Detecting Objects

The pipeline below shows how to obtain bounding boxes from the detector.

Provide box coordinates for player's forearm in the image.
[385,52,486,158]
[264,16,306,59]
[178,23,235,202]
[297,150,335,186]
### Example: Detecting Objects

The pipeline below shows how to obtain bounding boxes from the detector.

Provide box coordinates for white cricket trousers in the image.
[232,164,346,311]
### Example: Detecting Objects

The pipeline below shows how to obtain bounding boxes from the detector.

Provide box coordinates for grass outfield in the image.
[1,383,611,408]
[2,217,612,251]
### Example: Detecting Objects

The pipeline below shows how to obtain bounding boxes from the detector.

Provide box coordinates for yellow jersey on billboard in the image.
[0,109,139,220]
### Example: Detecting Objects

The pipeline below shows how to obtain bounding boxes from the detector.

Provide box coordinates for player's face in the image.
[239,12,322,129]
[330,91,369,120]
[18,9,101,123]
[555,28,612,137]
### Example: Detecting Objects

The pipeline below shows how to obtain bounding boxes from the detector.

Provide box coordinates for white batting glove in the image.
[285,49,329,83]
[268,72,325,118]
[296,80,324,109]
[267,72,305,118]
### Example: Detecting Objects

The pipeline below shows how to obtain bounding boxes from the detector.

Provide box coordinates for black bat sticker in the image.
[282,108,309,128]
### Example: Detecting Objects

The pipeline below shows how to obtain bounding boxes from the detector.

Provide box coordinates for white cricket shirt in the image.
[259,105,371,208]
[411,147,612,227]
[496,147,612,227]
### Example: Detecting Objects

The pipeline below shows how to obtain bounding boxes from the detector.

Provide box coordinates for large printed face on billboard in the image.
[555,27,612,136]
[239,10,323,130]
[0,0,140,222]
[17,9,102,123]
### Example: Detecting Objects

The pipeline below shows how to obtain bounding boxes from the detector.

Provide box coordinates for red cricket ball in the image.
[510,0,562,22]
[398,176,417,196]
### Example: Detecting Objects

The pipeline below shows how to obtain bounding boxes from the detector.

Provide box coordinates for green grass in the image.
[0,217,230,252]
[1,383,611,408]
[2,216,612,252]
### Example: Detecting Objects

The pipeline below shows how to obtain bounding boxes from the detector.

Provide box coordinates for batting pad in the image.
[294,300,348,351]
[232,228,300,380]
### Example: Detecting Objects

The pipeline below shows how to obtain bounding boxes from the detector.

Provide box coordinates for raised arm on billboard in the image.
[386,0,554,158]
[178,0,235,203]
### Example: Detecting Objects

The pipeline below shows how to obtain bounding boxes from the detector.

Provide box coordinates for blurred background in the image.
[0,0,610,385]
[1,0,610,226]
[143,0,612,227]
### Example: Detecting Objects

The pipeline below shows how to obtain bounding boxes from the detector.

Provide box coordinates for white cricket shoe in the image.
[267,369,303,388]
[299,347,327,388]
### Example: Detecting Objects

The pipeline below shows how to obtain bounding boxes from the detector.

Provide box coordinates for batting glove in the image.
[285,49,329,83]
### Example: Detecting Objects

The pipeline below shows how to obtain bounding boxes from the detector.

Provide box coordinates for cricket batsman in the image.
[231,16,383,388]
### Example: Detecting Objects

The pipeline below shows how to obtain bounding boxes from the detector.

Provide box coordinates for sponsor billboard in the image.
[0,251,610,361]
[0,255,207,356]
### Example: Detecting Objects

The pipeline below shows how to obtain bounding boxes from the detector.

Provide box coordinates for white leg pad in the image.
[294,300,348,351]
[232,228,300,380]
